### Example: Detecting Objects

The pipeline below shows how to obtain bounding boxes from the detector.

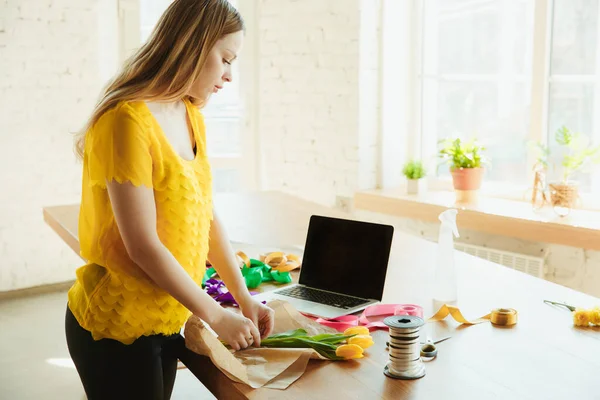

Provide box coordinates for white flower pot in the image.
[406,178,427,195]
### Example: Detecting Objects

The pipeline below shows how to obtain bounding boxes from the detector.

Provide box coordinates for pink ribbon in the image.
[309,303,424,332]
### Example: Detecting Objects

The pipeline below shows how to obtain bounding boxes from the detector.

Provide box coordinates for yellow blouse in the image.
[68,98,213,344]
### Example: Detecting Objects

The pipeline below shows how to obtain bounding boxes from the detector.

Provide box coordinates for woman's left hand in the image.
[240,298,275,340]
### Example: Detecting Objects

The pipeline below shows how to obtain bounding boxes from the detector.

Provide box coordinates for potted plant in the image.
[438,137,488,196]
[402,160,427,195]
[541,126,600,216]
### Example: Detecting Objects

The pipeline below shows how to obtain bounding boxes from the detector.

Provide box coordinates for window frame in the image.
[397,0,600,210]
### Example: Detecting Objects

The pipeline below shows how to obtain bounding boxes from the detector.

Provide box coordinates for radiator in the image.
[454,243,545,279]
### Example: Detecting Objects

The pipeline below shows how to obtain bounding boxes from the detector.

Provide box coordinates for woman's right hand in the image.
[209,308,261,351]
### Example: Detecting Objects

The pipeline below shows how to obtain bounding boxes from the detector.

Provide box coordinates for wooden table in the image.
[44,191,600,399]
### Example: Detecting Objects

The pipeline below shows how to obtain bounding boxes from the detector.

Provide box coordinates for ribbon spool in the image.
[490,308,518,326]
[395,304,423,318]
[383,315,426,380]
[429,304,518,327]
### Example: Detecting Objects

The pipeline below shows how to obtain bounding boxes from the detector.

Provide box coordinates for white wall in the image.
[0,0,105,291]
[257,0,367,206]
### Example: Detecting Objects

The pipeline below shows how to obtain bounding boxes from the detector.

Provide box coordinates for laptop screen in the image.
[298,215,394,301]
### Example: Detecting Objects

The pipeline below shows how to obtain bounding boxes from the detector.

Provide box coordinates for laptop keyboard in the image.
[277,286,368,309]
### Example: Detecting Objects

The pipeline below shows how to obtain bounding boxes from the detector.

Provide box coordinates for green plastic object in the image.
[242,265,264,289]
[242,258,292,288]
[204,258,292,290]
[271,270,293,284]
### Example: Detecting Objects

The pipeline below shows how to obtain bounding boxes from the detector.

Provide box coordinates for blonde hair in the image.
[74,0,244,159]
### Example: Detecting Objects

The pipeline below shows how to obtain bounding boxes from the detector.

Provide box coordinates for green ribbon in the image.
[242,258,292,289]
[243,258,292,288]
[202,259,292,289]
[270,269,293,284]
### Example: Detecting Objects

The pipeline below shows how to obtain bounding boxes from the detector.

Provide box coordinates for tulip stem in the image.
[543,300,576,312]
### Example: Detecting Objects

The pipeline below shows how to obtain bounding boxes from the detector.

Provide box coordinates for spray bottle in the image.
[432,209,460,310]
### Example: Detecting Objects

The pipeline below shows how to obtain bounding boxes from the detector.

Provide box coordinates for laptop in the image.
[253,215,394,319]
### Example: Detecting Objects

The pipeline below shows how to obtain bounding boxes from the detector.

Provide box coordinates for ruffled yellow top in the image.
[68,98,213,344]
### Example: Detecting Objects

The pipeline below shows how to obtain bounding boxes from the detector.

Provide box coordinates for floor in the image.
[0,289,216,400]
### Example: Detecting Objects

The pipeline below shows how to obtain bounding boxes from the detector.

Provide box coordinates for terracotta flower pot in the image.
[450,167,484,191]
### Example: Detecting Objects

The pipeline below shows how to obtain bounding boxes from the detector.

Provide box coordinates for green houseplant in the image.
[535,126,600,215]
[553,125,600,183]
[402,160,427,194]
[438,137,488,195]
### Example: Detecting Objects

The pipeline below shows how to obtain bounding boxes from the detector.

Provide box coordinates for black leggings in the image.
[65,305,185,400]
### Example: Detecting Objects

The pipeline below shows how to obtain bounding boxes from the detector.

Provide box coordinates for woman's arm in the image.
[206,209,253,306]
[207,208,275,338]
[107,181,260,350]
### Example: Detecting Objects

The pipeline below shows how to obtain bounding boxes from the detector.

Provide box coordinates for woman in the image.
[65,1,274,398]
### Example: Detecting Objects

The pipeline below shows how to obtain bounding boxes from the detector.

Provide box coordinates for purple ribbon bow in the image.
[205,278,264,306]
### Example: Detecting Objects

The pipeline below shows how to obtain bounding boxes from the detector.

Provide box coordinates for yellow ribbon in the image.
[235,251,302,273]
[236,251,252,268]
[260,252,302,272]
[428,305,518,326]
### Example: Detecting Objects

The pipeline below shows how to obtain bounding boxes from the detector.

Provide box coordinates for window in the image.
[416,0,600,194]
[139,0,253,192]
[547,0,600,192]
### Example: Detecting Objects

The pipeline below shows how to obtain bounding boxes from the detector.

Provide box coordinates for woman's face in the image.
[189,30,244,101]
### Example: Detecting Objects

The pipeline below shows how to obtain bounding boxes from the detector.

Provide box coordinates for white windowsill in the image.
[354,184,600,251]
[425,177,600,212]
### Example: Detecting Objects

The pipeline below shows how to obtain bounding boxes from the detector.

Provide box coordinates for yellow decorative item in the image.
[236,251,302,273]
[68,98,213,344]
[348,334,374,350]
[236,251,252,268]
[343,326,370,336]
[260,251,302,272]
[429,304,518,326]
[591,307,600,325]
[573,309,591,327]
[335,344,364,359]
[544,300,600,327]
[529,162,549,210]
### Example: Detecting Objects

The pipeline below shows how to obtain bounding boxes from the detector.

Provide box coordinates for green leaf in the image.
[437,137,488,169]
[529,140,549,168]
[259,331,349,360]
[310,333,356,344]
[554,127,600,181]
[555,125,572,146]
[264,329,308,340]
[402,159,426,179]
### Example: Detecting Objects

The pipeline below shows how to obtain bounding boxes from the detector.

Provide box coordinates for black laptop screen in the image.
[298,215,394,301]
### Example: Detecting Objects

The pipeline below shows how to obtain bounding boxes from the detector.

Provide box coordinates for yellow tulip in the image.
[343,326,370,336]
[573,308,591,327]
[591,307,600,326]
[336,344,364,359]
[348,334,374,350]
